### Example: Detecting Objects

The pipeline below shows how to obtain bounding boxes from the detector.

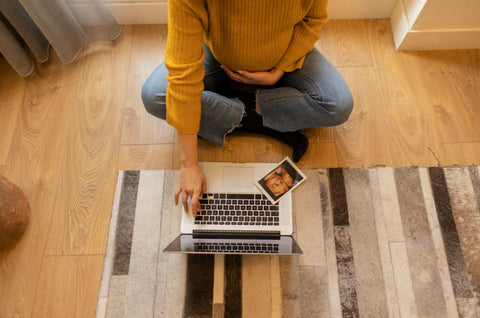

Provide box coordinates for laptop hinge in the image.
[193,230,281,240]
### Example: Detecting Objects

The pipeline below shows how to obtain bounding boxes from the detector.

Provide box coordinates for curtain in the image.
[0,0,120,76]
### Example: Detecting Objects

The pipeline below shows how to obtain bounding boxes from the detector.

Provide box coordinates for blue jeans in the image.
[141,46,353,147]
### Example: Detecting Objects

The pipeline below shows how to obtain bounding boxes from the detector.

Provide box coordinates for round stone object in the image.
[0,175,30,250]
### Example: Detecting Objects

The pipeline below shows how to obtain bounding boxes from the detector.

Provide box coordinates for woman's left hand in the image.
[222,65,284,86]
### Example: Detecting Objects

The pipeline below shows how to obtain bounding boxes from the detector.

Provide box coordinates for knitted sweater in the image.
[165,0,328,134]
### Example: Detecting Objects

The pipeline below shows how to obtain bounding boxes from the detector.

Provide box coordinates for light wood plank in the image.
[117,144,174,170]
[270,256,282,318]
[120,73,175,145]
[417,50,480,143]
[121,25,174,145]
[32,255,104,318]
[242,256,272,317]
[368,20,446,167]
[303,127,336,143]
[316,20,374,67]
[334,67,392,167]
[213,254,225,309]
[174,133,284,168]
[465,50,479,90]
[295,142,338,169]
[0,51,84,318]
[44,27,134,255]
[443,143,480,166]
[0,58,25,164]
[128,24,167,76]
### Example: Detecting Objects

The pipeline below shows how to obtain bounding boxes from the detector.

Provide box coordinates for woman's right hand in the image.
[174,133,206,216]
[175,163,206,216]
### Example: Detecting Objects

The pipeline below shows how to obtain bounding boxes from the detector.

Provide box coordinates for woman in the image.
[142,0,353,214]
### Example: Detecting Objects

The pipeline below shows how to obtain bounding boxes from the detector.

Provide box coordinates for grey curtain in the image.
[0,0,120,76]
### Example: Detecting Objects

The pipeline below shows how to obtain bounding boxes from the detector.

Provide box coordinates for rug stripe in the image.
[159,171,188,318]
[294,169,330,317]
[279,256,301,318]
[295,169,326,266]
[369,168,401,318]
[395,167,448,317]
[344,169,389,317]
[163,253,188,318]
[183,254,215,317]
[334,226,359,318]
[154,170,178,318]
[319,169,342,318]
[469,167,480,214]
[444,167,480,300]
[112,170,140,276]
[377,167,405,241]
[105,275,128,317]
[329,168,349,226]
[98,170,125,315]
[299,266,330,317]
[125,171,165,317]
[418,168,459,318]
[224,255,242,318]
[456,298,478,317]
[389,242,419,317]
[429,167,473,299]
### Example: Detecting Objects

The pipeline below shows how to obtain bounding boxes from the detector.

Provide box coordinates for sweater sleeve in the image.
[165,0,206,134]
[275,0,328,72]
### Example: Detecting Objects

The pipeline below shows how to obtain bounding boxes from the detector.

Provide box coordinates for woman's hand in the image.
[222,65,284,86]
[175,163,206,216]
[174,133,206,216]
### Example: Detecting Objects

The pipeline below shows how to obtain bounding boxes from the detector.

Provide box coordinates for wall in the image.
[391,0,480,50]
[105,0,398,25]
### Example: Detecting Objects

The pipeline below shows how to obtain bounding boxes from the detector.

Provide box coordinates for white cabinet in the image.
[391,0,480,50]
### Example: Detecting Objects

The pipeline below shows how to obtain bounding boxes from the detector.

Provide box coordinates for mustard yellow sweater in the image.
[165,0,328,134]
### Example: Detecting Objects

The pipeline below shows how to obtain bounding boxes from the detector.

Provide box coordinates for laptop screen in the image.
[163,234,303,255]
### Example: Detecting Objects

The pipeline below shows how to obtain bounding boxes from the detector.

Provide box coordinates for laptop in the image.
[163,162,303,255]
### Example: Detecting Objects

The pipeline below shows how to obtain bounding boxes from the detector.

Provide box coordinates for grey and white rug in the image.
[96,167,480,318]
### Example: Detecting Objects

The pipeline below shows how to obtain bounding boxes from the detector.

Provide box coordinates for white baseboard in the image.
[106,0,396,25]
[107,2,168,25]
[391,0,480,50]
[395,29,480,51]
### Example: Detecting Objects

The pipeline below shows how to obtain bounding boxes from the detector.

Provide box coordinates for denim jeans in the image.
[141,46,353,147]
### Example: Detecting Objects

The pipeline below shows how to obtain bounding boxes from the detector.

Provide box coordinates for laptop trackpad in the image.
[222,167,254,189]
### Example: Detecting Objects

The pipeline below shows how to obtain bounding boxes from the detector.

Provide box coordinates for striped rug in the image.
[96,167,480,318]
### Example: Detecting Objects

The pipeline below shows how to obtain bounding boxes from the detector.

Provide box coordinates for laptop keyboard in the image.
[194,242,280,253]
[195,193,280,226]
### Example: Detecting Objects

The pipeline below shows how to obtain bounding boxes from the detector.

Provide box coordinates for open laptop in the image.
[164,162,303,255]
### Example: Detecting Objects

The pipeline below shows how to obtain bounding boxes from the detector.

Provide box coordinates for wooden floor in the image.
[0,20,479,317]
